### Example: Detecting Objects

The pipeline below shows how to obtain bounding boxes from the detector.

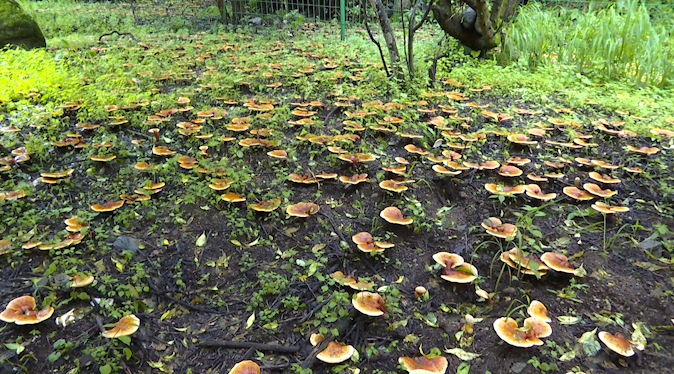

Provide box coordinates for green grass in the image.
[503,0,674,88]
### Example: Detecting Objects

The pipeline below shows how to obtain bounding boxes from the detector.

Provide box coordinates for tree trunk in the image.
[431,0,497,53]
[370,0,402,79]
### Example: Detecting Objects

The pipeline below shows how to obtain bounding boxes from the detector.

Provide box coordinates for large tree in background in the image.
[432,0,522,55]
[366,0,522,80]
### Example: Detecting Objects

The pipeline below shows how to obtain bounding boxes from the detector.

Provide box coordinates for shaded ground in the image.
[1,17,674,374]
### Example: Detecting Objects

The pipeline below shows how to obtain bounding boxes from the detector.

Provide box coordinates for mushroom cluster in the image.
[433,252,478,283]
[493,301,552,347]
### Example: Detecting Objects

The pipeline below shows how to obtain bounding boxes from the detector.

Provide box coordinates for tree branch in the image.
[199,340,300,353]
[362,0,390,76]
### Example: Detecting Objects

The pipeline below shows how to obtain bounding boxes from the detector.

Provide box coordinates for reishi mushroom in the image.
[352,291,385,316]
[493,316,552,348]
[101,314,140,338]
[380,206,413,225]
[0,296,54,325]
[598,331,635,357]
[228,360,260,374]
[398,356,448,374]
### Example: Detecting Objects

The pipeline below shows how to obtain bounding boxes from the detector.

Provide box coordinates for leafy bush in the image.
[0,48,81,105]
[502,0,674,87]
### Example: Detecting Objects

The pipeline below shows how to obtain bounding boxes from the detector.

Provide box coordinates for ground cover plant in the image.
[2,1,674,374]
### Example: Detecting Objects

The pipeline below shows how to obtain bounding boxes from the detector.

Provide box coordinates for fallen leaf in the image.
[445,347,481,361]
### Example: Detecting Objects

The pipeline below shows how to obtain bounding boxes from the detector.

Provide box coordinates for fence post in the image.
[340,0,346,41]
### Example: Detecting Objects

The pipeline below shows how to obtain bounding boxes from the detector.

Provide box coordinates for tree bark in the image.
[370,0,402,79]
[431,0,497,53]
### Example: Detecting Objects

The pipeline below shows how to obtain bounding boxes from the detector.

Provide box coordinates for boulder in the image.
[0,0,46,49]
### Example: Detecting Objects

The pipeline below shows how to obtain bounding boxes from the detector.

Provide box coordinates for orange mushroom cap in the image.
[493,317,551,348]
[221,192,246,203]
[91,200,124,212]
[527,300,551,322]
[352,291,386,316]
[499,165,523,177]
[228,360,260,374]
[432,165,462,175]
[583,183,617,198]
[102,314,140,338]
[441,263,478,283]
[540,252,579,275]
[71,274,95,288]
[598,331,635,357]
[432,252,464,268]
[562,186,594,201]
[339,173,369,185]
[404,144,429,155]
[0,296,54,325]
[316,341,356,364]
[591,201,630,214]
[380,207,413,225]
[485,183,525,195]
[627,145,659,155]
[249,199,281,212]
[588,172,621,184]
[379,180,408,192]
[267,150,288,159]
[286,202,320,217]
[398,356,448,374]
[524,184,557,201]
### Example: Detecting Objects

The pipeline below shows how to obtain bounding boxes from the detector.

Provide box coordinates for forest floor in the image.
[1,3,674,374]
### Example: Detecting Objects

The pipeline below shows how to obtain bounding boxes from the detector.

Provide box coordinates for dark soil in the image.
[1,23,674,374]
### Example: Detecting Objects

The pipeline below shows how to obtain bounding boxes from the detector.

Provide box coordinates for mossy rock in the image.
[0,0,46,49]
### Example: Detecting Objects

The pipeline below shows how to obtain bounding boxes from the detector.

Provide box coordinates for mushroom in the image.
[380,207,413,225]
[330,271,374,291]
[591,201,630,214]
[414,286,428,300]
[500,248,549,276]
[464,161,500,170]
[267,150,288,159]
[432,165,462,175]
[209,178,232,191]
[221,192,246,203]
[339,174,369,185]
[316,341,356,364]
[598,331,635,357]
[527,300,551,322]
[289,173,319,184]
[433,252,478,283]
[540,252,579,275]
[70,274,95,288]
[507,134,537,145]
[398,356,448,374]
[379,180,408,193]
[507,156,531,165]
[626,145,659,155]
[493,317,552,347]
[228,360,260,374]
[499,165,523,177]
[484,183,525,195]
[583,183,617,198]
[286,202,320,217]
[562,186,594,201]
[588,172,621,184]
[0,296,54,325]
[351,232,390,253]
[152,146,176,156]
[524,184,557,201]
[352,292,385,316]
[101,314,140,338]
[249,199,281,212]
[91,200,125,212]
[404,144,429,155]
